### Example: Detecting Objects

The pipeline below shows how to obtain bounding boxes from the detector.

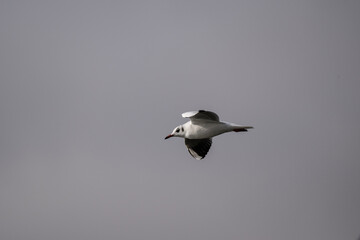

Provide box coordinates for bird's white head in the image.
[165,125,185,139]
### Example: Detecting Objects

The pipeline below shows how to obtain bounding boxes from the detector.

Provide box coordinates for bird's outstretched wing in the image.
[185,138,212,160]
[182,110,219,122]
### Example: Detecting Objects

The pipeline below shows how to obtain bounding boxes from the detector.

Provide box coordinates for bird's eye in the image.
[176,128,180,133]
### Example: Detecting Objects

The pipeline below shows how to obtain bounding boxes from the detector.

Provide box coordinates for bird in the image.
[165,110,253,160]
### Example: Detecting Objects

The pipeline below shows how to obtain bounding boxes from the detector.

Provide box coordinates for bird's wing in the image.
[182,110,219,122]
[185,138,212,160]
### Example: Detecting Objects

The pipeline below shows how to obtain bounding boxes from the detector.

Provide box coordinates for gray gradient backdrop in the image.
[1,1,360,240]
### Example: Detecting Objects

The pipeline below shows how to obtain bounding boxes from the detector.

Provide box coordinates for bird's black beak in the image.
[165,134,173,140]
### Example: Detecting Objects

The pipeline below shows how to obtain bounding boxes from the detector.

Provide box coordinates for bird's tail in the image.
[231,125,253,132]
[224,122,253,132]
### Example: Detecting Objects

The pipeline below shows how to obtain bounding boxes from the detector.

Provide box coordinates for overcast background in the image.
[1,1,360,240]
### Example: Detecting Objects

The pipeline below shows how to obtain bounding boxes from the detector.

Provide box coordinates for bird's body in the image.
[165,110,253,160]
[182,121,239,139]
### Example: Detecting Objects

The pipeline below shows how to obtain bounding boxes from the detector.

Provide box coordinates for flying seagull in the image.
[165,110,253,160]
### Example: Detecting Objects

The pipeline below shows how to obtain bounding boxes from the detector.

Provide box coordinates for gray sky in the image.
[1,1,360,239]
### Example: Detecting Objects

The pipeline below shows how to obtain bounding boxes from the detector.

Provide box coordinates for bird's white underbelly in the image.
[185,122,231,139]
